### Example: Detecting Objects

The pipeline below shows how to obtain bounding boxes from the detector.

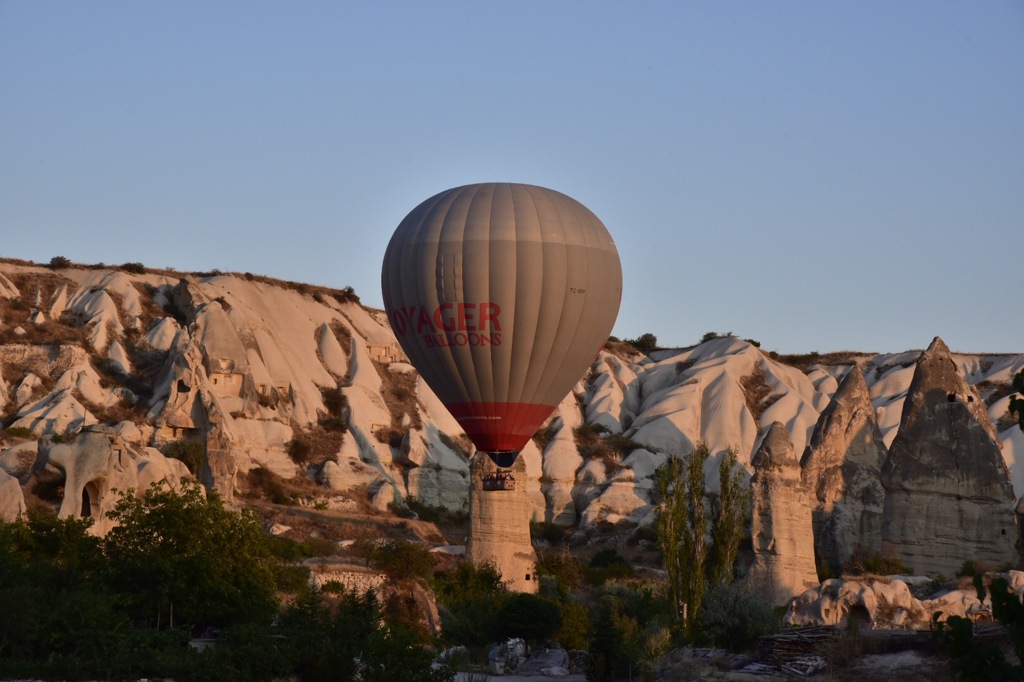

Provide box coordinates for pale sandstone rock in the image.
[32,425,190,534]
[65,286,123,350]
[14,372,43,407]
[467,453,538,593]
[12,389,94,436]
[881,337,1017,576]
[107,340,132,375]
[144,317,181,350]
[48,284,68,319]
[0,469,25,521]
[785,577,932,629]
[0,440,38,481]
[746,422,820,605]
[317,322,349,377]
[800,367,887,573]
[0,365,8,412]
[0,271,19,298]
[542,395,586,527]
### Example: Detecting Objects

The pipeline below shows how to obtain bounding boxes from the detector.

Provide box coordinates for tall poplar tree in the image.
[655,442,750,638]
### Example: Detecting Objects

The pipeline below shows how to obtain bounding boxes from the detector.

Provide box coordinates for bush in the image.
[246,467,295,505]
[699,582,780,651]
[700,331,735,344]
[586,548,634,585]
[433,562,508,647]
[286,438,312,465]
[162,439,205,475]
[844,545,911,576]
[120,262,146,274]
[48,255,71,269]
[536,551,586,594]
[496,594,562,648]
[531,521,568,546]
[353,539,434,583]
[2,426,34,439]
[624,332,658,352]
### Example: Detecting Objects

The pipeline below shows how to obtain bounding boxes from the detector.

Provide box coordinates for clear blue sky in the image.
[2,2,1021,353]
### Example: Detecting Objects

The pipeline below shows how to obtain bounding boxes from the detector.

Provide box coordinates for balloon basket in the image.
[482,469,516,492]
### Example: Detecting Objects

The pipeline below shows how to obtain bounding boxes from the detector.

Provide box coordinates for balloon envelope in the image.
[381,183,622,466]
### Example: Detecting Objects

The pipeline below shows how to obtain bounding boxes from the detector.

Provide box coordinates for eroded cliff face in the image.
[1,261,1023,586]
[800,367,887,574]
[747,422,820,605]
[881,337,1018,575]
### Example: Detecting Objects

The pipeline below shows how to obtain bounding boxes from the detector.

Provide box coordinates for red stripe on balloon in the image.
[446,402,556,453]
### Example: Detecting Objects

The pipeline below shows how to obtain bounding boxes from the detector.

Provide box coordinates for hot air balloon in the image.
[381,183,622,488]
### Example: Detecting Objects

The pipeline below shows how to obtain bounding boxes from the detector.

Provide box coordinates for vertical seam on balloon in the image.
[482,183,498,417]
[506,183,527,453]
[537,190,585,409]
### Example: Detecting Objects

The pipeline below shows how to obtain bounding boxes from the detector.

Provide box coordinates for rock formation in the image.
[800,367,887,574]
[784,574,1004,629]
[1,261,1023,553]
[881,337,1018,576]
[746,422,820,605]
[0,468,25,521]
[466,453,538,593]
[31,425,191,534]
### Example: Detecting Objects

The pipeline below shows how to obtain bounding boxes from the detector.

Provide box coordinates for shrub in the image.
[536,551,586,593]
[532,421,559,453]
[624,332,658,352]
[286,438,312,464]
[845,545,912,576]
[162,439,205,475]
[48,255,71,269]
[318,387,349,433]
[3,426,34,439]
[355,539,434,583]
[700,331,735,344]
[120,262,145,274]
[246,467,295,506]
[699,582,780,651]
[586,548,634,585]
[496,594,562,649]
[531,521,568,546]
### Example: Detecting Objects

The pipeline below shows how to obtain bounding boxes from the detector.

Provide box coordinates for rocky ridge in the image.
[1,261,1023,594]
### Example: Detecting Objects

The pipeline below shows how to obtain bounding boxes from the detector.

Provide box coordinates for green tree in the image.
[103,481,278,630]
[706,448,751,586]
[626,332,658,352]
[433,561,508,647]
[496,593,563,650]
[655,445,707,634]
[655,442,749,637]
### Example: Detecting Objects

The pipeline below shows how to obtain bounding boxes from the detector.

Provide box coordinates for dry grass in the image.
[288,423,343,468]
[375,362,422,444]
[329,321,353,358]
[769,349,873,369]
[740,364,782,423]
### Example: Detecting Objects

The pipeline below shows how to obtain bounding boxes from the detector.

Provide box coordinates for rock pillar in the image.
[800,367,887,574]
[747,422,820,605]
[881,337,1017,575]
[466,453,538,593]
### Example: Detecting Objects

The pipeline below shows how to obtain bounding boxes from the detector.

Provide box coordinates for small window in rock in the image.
[947,393,956,402]
[1003,529,1007,536]
[525,574,531,581]
[177,380,191,393]
[967,396,974,402]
